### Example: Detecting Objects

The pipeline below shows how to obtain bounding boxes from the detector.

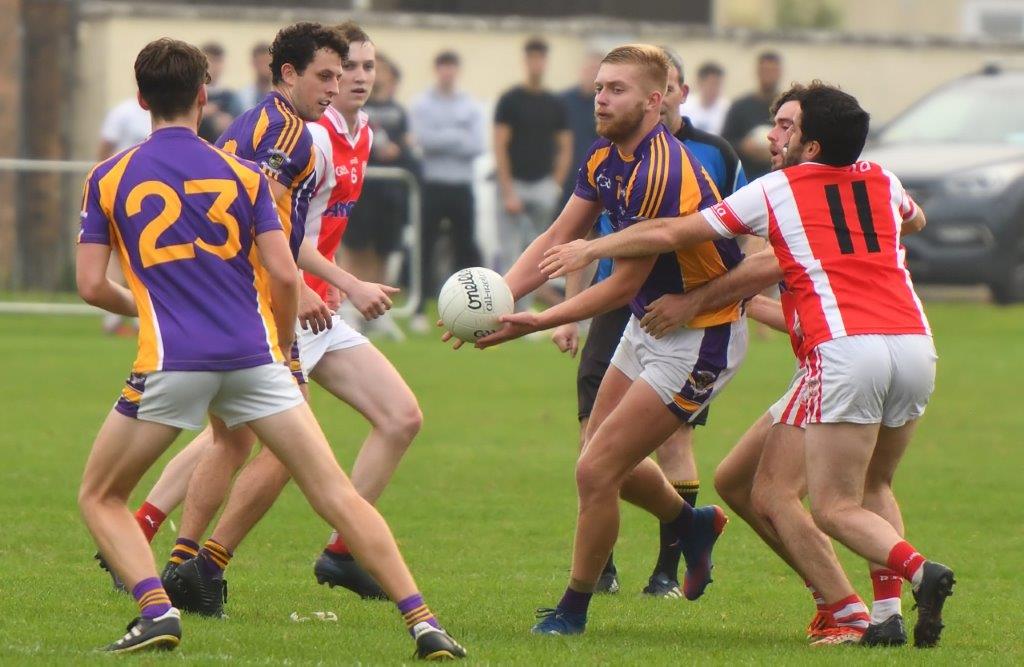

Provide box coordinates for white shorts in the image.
[114,363,304,430]
[296,314,368,375]
[768,363,808,428]
[610,315,748,422]
[802,334,936,427]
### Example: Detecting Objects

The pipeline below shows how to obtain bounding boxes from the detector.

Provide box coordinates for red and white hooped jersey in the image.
[704,161,929,359]
[306,106,373,298]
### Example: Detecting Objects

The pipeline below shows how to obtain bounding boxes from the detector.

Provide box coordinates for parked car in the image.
[863,64,1024,303]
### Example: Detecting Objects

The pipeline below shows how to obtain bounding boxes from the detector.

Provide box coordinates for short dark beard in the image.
[596,102,645,144]
[781,140,804,168]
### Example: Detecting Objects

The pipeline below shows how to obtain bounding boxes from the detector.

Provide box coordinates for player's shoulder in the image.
[90,142,145,183]
[205,140,264,176]
[586,136,614,156]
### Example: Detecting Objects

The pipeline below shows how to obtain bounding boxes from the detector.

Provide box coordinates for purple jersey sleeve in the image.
[77,171,110,245]
[254,119,314,190]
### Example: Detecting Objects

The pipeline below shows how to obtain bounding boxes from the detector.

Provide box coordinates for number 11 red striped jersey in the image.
[703,160,930,359]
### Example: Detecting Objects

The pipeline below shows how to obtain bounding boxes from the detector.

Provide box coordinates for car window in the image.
[878,77,1024,145]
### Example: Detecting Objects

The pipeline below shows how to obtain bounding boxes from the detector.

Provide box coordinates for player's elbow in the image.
[269,267,299,294]
[76,274,105,306]
[904,211,927,235]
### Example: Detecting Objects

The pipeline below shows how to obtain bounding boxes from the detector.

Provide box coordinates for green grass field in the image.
[1,303,1022,665]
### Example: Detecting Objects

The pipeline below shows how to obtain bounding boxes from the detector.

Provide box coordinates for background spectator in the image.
[97,98,150,159]
[198,42,243,142]
[721,51,783,180]
[342,53,418,339]
[559,51,602,206]
[237,42,272,110]
[493,36,571,306]
[680,61,730,136]
[409,50,485,332]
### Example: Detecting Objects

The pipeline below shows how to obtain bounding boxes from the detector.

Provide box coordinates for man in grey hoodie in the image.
[409,50,485,330]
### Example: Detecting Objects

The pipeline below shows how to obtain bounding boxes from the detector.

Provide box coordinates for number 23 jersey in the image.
[78,127,286,373]
[702,160,929,358]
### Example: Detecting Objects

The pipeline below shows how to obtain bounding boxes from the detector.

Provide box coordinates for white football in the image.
[438,267,515,342]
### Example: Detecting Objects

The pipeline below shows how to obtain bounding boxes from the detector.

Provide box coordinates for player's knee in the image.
[575,457,614,501]
[808,501,845,537]
[375,401,423,446]
[78,480,121,513]
[713,463,747,509]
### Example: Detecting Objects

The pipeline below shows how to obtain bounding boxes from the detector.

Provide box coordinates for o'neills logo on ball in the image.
[457,270,495,312]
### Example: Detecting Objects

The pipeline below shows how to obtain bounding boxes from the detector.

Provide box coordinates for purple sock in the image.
[398,593,440,635]
[132,577,172,619]
[666,501,695,538]
[558,587,592,616]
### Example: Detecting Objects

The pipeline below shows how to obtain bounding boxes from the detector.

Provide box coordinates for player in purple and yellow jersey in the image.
[446,45,744,636]
[78,37,464,659]
[92,23,395,608]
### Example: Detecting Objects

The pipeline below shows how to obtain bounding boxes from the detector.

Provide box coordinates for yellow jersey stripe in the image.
[677,144,703,216]
[252,107,270,152]
[586,146,611,191]
[97,151,163,372]
[274,99,302,156]
[638,137,661,218]
[645,135,671,218]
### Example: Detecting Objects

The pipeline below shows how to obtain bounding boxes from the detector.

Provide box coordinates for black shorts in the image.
[576,306,710,427]
[342,180,408,254]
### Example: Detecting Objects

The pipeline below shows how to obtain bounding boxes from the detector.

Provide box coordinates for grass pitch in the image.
[1,303,1022,665]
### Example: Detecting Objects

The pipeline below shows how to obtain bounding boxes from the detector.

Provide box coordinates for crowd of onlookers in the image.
[98,35,786,335]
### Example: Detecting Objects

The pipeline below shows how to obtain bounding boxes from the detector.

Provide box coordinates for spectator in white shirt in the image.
[680,61,730,136]
[97,98,150,160]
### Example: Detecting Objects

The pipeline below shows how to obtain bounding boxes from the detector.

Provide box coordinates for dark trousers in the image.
[418,182,481,312]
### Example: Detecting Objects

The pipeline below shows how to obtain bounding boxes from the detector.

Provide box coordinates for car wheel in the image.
[990,261,1024,305]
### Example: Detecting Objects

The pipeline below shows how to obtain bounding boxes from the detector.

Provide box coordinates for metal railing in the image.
[0,157,423,317]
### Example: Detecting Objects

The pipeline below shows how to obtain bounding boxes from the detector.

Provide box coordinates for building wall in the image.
[72,5,1020,158]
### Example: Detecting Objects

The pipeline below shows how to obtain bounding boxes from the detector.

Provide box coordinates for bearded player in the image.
[454,45,743,636]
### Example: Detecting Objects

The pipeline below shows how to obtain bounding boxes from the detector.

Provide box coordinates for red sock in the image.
[806,580,826,611]
[886,541,925,583]
[325,531,350,556]
[871,568,903,601]
[134,502,167,543]
[825,594,870,630]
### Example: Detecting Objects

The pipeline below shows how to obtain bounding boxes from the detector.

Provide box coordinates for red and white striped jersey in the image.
[306,106,372,299]
[703,161,929,359]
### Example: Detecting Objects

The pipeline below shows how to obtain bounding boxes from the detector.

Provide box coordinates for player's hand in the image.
[324,284,342,312]
[436,319,465,350]
[503,191,523,215]
[347,281,399,321]
[475,311,541,349]
[540,239,593,278]
[298,285,332,334]
[640,293,701,338]
[551,322,579,357]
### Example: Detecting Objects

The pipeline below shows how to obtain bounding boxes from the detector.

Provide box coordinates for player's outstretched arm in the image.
[255,229,299,355]
[477,255,654,349]
[76,244,138,317]
[296,239,398,322]
[540,211,721,278]
[745,295,787,332]
[551,229,600,357]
